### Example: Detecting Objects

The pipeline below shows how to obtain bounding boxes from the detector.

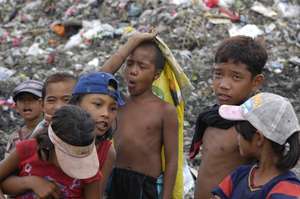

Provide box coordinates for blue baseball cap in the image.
[73,72,125,106]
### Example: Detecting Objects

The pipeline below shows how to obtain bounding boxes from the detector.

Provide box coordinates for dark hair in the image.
[235,121,300,171]
[137,40,165,71]
[15,92,40,102]
[215,36,268,77]
[36,105,95,160]
[271,132,300,171]
[42,73,76,99]
[69,94,84,105]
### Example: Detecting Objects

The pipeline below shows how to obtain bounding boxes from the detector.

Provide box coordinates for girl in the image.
[0,105,101,199]
[70,71,124,196]
[212,92,300,199]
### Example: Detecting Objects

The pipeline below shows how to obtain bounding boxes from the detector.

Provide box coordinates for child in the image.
[32,72,77,133]
[5,80,43,156]
[70,71,124,196]
[101,31,179,199]
[212,92,300,198]
[1,73,77,195]
[0,105,101,198]
[189,36,267,199]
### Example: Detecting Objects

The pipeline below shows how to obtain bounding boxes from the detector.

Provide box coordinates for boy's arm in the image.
[84,180,101,199]
[1,176,60,198]
[162,104,178,199]
[0,150,19,182]
[100,31,157,74]
[99,145,116,196]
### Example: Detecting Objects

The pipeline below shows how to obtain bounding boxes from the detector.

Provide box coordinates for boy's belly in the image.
[196,127,248,198]
[114,135,162,178]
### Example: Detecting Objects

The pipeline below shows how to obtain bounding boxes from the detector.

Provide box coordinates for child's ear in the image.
[255,131,265,147]
[252,74,264,92]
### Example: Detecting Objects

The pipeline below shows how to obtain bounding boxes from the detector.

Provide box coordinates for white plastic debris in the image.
[183,159,195,196]
[229,24,264,38]
[87,58,99,68]
[26,43,47,56]
[0,67,16,81]
[251,1,278,18]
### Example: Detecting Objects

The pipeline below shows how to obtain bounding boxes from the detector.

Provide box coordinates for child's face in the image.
[124,46,159,96]
[15,93,42,121]
[237,133,258,158]
[43,80,76,122]
[212,61,262,105]
[79,94,118,136]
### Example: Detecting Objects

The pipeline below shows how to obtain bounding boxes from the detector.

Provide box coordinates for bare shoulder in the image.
[156,97,177,115]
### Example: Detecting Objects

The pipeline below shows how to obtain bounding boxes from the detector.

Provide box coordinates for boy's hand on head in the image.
[28,176,60,199]
[130,29,157,43]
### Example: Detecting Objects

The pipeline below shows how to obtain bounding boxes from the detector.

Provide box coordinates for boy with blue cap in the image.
[70,71,124,197]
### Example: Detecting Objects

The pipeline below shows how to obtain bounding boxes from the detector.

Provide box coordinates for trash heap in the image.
[0,0,300,195]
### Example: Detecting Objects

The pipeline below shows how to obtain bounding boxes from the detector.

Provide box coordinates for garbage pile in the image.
[1,0,300,196]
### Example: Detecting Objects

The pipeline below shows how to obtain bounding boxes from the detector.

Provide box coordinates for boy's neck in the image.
[129,89,155,102]
[24,116,41,131]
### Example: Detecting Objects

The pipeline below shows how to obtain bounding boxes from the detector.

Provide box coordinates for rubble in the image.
[0,0,300,197]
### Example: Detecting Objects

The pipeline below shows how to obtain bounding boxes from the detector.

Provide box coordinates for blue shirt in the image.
[212,164,300,199]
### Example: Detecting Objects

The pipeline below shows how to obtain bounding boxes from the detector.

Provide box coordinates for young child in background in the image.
[5,80,43,156]
[31,72,77,135]
[189,36,267,199]
[70,72,124,196]
[212,92,300,199]
[101,31,179,199]
[0,105,101,199]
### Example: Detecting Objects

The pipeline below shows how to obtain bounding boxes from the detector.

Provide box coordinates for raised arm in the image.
[101,31,157,74]
[162,104,178,199]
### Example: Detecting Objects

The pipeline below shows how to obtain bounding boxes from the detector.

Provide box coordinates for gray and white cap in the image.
[219,92,300,145]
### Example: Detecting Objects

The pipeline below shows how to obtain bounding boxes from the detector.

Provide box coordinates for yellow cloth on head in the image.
[153,37,193,199]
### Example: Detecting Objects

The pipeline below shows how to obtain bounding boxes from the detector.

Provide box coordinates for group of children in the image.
[0,30,299,199]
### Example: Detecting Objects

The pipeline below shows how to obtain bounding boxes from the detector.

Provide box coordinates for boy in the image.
[31,72,77,136]
[189,36,267,199]
[5,80,43,156]
[101,32,179,199]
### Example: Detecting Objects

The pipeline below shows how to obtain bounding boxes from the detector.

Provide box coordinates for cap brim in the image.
[55,144,99,179]
[219,105,246,121]
[14,89,42,98]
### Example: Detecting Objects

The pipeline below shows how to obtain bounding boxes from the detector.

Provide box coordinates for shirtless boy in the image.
[189,36,267,199]
[101,32,179,199]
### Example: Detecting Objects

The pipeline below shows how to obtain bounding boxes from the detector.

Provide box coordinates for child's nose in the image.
[219,78,231,90]
[129,65,138,76]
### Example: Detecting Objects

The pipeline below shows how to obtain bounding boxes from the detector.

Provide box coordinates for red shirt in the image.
[97,140,112,170]
[16,139,101,199]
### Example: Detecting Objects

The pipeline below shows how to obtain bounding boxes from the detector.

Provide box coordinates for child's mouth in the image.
[96,121,108,131]
[23,108,32,113]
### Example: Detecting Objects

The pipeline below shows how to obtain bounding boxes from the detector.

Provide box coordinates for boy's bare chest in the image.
[117,104,163,140]
[202,127,239,155]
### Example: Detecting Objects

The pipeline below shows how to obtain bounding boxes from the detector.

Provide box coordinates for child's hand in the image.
[129,29,157,43]
[28,176,60,199]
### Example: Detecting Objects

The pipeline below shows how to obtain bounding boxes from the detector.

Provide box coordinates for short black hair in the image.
[36,105,95,160]
[42,73,76,99]
[235,121,300,171]
[51,105,95,146]
[215,36,268,77]
[137,40,165,71]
